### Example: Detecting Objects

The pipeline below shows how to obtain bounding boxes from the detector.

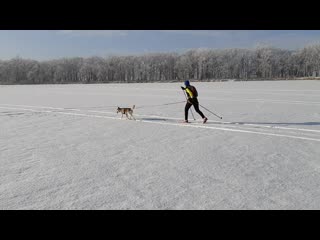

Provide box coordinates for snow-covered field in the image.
[1,80,320,209]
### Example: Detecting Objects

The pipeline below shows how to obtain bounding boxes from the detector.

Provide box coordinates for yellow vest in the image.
[186,87,194,98]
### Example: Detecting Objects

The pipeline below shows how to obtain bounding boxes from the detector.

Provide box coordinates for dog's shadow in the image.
[140,118,167,121]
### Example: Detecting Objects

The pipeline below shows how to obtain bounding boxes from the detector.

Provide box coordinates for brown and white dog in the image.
[117,105,136,120]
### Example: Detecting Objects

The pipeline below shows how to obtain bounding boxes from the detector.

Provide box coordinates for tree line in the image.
[1,44,320,85]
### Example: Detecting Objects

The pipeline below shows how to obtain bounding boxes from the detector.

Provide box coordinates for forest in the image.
[1,44,320,84]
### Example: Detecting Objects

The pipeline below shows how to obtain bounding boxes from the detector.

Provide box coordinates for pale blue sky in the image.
[0,30,320,60]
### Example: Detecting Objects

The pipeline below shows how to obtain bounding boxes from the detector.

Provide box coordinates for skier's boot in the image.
[203,117,208,124]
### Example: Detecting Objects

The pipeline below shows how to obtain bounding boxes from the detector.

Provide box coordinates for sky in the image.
[0,30,320,61]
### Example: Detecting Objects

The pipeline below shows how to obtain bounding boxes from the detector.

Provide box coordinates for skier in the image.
[181,80,208,123]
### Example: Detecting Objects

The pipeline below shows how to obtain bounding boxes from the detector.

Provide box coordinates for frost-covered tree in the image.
[1,43,320,85]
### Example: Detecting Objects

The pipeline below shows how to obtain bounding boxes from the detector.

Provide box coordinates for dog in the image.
[117,105,136,120]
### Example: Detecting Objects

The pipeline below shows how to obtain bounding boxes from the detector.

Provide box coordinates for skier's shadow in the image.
[206,121,320,126]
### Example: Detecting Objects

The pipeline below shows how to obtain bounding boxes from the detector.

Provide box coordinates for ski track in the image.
[1,103,320,134]
[1,104,320,143]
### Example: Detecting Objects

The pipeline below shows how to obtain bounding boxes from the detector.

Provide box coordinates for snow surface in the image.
[1,80,320,209]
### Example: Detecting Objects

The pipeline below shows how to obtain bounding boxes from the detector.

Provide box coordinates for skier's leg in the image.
[193,100,205,118]
[185,102,192,121]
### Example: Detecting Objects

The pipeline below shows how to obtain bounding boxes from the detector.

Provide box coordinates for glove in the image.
[181,86,185,90]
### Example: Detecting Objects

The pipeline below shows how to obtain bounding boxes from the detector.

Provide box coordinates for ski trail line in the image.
[2,103,320,134]
[1,105,320,143]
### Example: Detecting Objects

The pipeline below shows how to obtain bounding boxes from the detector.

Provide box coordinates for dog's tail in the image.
[132,105,135,109]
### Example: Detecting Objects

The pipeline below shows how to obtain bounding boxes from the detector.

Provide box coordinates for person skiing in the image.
[181,80,208,123]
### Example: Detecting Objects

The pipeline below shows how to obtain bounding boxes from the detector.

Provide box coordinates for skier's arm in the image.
[181,86,186,90]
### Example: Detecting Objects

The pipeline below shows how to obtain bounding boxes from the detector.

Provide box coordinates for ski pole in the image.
[182,88,196,121]
[199,104,223,119]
